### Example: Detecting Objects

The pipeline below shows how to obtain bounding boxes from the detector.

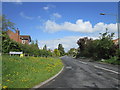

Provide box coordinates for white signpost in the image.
[9,52,23,56]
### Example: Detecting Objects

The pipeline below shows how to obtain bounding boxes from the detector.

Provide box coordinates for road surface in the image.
[39,56,120,90]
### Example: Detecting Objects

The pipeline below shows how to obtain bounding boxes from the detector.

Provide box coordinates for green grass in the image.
[0,55,2,90]
[2,55,63,88]
[100,56,120,65]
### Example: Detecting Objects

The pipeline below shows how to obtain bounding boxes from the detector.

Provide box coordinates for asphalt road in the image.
[39,56,120,90]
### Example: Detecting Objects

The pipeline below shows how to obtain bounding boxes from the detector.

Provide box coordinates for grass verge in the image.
[100,56,120,65]
[2,55,63,88]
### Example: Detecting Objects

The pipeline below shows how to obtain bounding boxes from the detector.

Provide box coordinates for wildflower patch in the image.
[2,55,63,88]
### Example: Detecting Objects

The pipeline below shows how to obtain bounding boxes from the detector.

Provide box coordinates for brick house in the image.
[6,29,31,44]
[113,38,119,45]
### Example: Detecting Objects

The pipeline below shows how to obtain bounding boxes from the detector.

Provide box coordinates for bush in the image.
[116,49,120,60]
[101,56,120,65]
[2,31,53,57]
[54,49,60,57]
[2,31,22,53]
[76,29,118,60]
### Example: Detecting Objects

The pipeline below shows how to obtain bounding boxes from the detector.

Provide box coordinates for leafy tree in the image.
[43,45,47,51]
[76,29,117,60]
[2,15,15,31]
[30,40,39,56]
[54,49,60,57]
[67,48,77,57]
[96,29,117,59]
[58,44,65,56]
[2,31,22,53]
[1,15,53,57]
[35,40,39,49]
[116,49,120,60]
[77,37,93,57]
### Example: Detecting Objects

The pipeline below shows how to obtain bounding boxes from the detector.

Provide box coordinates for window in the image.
[22,40,26,44]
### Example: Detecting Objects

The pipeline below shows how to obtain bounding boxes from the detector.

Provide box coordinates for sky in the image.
[2,2,119,52]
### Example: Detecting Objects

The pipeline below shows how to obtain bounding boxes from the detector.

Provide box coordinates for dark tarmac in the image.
[39,56,120,90]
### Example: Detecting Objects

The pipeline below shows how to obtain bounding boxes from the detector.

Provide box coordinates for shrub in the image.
[101,56,120,65]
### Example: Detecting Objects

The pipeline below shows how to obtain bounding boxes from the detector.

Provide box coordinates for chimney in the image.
[15,28,20,35]
[15,28,20,42]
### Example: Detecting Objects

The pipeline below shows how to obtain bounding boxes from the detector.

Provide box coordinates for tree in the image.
[67,48,77,57]
[35,40,39,49]
[58,44,65,56]
[2,31,22,53]
[1,15,21,53]
[76,29,117,60]
[54,49,60,57]
[2,15,15,31]
[77,37,93,57]
[43,45,47,51]
[96,29,117,59]
[1,15,58,58]
[1,15,53,57]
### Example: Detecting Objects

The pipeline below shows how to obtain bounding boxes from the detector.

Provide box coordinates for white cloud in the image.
[14,0,22,5]
[107,23,117,32]
[43,19,117,33]
[20,12,33,20]
[53,13,62,18]
[4,0,23,5]
[43,4,56,11]
[38,36,98,52]
[39,19,118,52]
[3,0,22,2]
[43,6,49,10]
[14,2,22,5]
[44,20,61,33]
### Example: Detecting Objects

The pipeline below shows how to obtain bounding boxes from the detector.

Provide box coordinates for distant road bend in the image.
[40,56,120,89]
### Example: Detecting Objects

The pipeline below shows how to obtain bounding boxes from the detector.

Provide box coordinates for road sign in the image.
[9,52,23,54]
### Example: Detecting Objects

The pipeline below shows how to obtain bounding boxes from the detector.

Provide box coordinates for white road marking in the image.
[79,61,87,64]
[94,65,119,74]
[66,66,72,69]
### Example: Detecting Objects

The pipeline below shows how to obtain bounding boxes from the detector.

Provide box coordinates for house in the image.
[20,35,31,44]
[113,38,119,45]
[6,29,31,44]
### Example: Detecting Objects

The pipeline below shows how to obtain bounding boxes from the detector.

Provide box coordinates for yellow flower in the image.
[6,80,10,82]
[3,86,8,89]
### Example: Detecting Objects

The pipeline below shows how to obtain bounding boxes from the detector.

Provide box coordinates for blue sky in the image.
[2,2,118,51]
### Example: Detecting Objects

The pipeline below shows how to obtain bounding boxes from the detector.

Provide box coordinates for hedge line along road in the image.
[39,56,119,90]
